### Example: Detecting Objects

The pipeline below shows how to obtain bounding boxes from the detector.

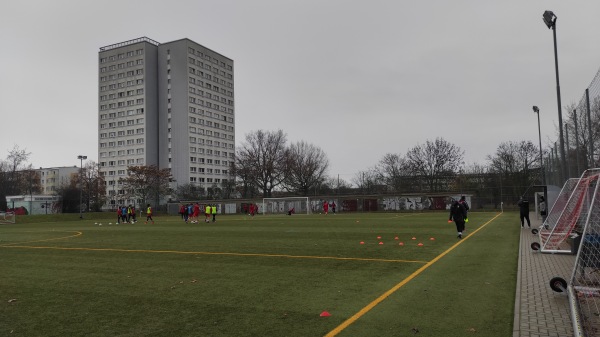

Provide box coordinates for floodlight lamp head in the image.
[532,106,539,113]
[543,11,556,29]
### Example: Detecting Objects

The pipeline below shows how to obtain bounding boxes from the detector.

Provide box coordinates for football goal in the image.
[532,169,600,254]
[550,169,600,337]
[0,211,16,224]
[262,197,310,215]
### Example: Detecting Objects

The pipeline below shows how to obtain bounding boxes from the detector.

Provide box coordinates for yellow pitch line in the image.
[0,231,83,247]
[325,212,504,337]
[0,245,428,264]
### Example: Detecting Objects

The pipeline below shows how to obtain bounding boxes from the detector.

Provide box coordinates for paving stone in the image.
[514,213,575,337]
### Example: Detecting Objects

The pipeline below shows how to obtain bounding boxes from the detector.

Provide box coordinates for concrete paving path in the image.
[513,214,576,337]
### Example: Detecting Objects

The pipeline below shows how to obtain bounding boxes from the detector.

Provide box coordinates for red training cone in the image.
[417,243,424,246]
[360,241,365,245]
[320,311,331,317]
[394,236,399,240]
[379,242,384,245]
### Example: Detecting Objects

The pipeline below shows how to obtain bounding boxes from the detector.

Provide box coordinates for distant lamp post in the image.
[77,155,87,218]
[542,10,567,182]
[533,106,547,207]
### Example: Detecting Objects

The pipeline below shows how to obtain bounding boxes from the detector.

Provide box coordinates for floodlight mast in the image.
[542,10,567,183]
[78,155,87,219]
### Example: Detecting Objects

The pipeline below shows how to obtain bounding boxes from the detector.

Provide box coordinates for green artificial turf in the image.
[0,211,519,337]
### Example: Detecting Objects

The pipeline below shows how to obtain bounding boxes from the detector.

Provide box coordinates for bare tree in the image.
[174,183,205,201]
[487,140,539,197]
[120,165,172,207]
[233,151,259,198]
[4,145,32,196]
[321,175,353,195]
[0,160,7,210]
[236,130,287,197]
[405,137,464,192]
[0,146,36,210]
[55,178,80,213]
[374,153,409,192]
[220,172,238,199]
[352,169,380,194]
[81,161,106,212]
[283,141,329,196]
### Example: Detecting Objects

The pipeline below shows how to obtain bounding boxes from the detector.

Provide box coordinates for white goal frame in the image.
[0,211,16,224]
[537,170,600,253]
[262,197,311,215]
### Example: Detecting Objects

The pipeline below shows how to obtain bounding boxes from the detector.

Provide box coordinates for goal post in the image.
[262,197,310,215]
[0,211,16,224]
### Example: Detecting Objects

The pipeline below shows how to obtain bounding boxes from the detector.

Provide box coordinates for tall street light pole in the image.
[77,155,87,219]
[542,10,567,183]
[533,106,547,210]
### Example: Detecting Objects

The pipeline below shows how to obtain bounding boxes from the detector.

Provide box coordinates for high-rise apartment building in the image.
[98,37,235,207]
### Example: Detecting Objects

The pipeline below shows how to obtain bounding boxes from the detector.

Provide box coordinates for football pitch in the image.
[0,211,519,337]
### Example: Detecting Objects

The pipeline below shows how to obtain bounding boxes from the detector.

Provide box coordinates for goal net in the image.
[262,197,310,215]
[567,169,600,337]
[538,169,600,253]
[0,211,16,224]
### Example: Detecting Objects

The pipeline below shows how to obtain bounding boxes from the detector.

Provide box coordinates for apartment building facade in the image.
[37,166,79,195]
[98,37,235,208]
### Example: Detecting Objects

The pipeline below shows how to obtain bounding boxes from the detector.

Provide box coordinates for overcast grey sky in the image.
[1,1,599,183]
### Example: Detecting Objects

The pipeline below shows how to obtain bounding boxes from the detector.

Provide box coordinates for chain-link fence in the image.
[546,66,600,187]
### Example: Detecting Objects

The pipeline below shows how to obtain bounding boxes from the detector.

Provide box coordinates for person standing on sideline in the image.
[323,200,329,215]
[449,198,468,239]
[539,196,547,222]
[116,205,122,224]
[518,197,531,228]
[459,196,470,228]
[205,204,211,223]
[145,204,154,224]
[331,201,336,214]
[211,204,217,222]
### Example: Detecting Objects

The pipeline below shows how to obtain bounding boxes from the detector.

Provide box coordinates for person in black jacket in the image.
[518,197,531,228]
[449,199,468,239]
[459,195,470,228]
